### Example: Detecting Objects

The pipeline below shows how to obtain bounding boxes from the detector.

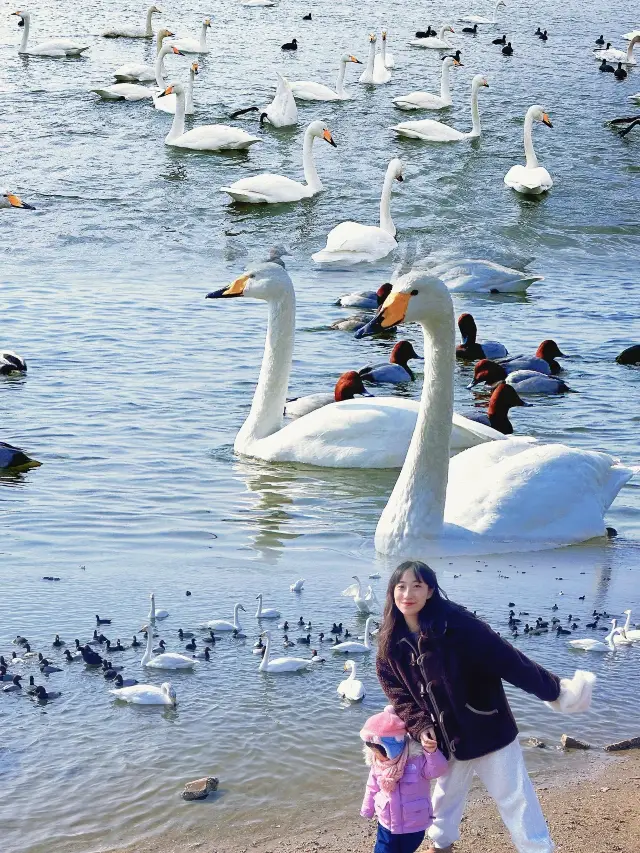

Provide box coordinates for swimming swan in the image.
[92,82,157,101]
[332,616,376,653]
[312,157,404,264]
[113,31,179,83]
[290,54,362,101]
[393,56,462,110]
[424,258,544,293]
[359,34,377,84]
[255,594,280,619]
[102,5,161,39]
[153,62,198,114]
[342,576,380,614]
[594,35,639,65]
[617,609,640,642]
[355,272,634,556]
[337,660,365,700]
[392,75,488,141]
[159,83,261,150]
[568,620,620,652]
[230,73,298,128]
[204,603,245,632]
[148,593,169,622]
[372,31,393,84]
[206,264,503,467]
[12,10,89,56]
[220,121,336,203]
[111,681,177,705]
[460,1,506,25]
[258,631,311,672]
[410,24,455,49]
[141,628,195,669]
[170,18,211,54]
[504,105,553,194]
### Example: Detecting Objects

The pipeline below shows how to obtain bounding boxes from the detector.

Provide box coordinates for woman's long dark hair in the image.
[377,561,453,661]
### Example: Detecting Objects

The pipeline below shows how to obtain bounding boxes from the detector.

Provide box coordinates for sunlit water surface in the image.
[1,0,639,851]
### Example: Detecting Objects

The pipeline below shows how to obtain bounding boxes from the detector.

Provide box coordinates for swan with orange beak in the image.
[504,105,554,194]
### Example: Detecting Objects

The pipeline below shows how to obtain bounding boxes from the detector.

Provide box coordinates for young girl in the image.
[360,704,448,853]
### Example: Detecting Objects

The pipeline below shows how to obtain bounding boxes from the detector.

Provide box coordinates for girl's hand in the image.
[420,727,438,753]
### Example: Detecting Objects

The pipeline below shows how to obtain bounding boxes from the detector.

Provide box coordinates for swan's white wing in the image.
[93,83,155,101]
[290,81,340,101]
[170,37,200,53]
[504,165,553,192]
[221,174,306,203]
[409,38,449,48]
[324,222,395,254]
[267,73,298,126]
[172,125,261,151]
[372,54,392,84]
[393,91,448,110]
[114,63,154,81]
[445,438,634,544]
[30,38,89,55]
[341,582,360,597]
[392,119,465,141]
[111,685,170,703]
[429,259,543,293]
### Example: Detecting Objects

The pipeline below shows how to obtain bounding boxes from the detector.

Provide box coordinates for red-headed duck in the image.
[456,313,508,360]
[462,382,531,434]
[497,339,566,375]
[336,282,392,310]
[468,359,572,394]
[358,341,422,384]
[285,371,373,419]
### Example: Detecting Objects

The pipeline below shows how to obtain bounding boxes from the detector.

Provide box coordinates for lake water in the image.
[1,0,639,851]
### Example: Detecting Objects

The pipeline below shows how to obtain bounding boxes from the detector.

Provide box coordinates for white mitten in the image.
[545,670,596,714]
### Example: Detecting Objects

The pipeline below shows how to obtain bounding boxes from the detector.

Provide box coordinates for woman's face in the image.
[393,570,433,618]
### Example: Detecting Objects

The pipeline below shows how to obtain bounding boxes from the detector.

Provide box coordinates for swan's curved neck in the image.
[379,167,397,235]
[623,612,631,633]
[523,110,538,168]
[492,1,502,22]
[440,62,451,100]
[259,634,270,670]
[186,70,195,112]
[19,16,30,52]
[233,604,242,628]
[149,595,156,622]
[141,627,153,665]
[627,36,639,61]
[255,596,262,616]
[380,306,455,538]
[199,23,208,51]
[381,39,387,63]
[166,87,186,140]
[145,7,155,37]
[236,288,296,449]
[606,622,617,649]
[156,45,171,88]
[365,41,375,76]
[347,662,357,680]
[438,26,447,41]
[302,128,322,192]
[470,83,482,136]
[336,58,347,96]
[156,30,166,54]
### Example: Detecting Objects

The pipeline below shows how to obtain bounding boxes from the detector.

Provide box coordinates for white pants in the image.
[427,739,554,853]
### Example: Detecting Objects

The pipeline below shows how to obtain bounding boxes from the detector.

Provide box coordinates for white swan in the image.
[569,620,620,652]
[312,157,404,264]
[204,603,245,632]
[342,575,380,614]
[148,593,169,622]
[595,35,639,64]
[171,18,211,54]
[220,121,336,203]
[206,263,505,467]
[623,30,640,41]
[381,29,395,67]
[332,617,376,653]
[393,56,461,110]
[92,82,156,101]
[337,660,365,700]
[258,631,311,672]
[1,190,35,210]
[154,62,198,114]
[159,82,261,150]
[359,34,377,84]
[424,258,544,293]
[141,628,195,669]
[504,106,553,195]
[410,24,455,49]
[354,272,634,556]
[255,594,280,619]
[111,681,177,705]
[113,30,178,83]
[290,54,362,101]
[460,1,506,25]
[12,11,89,56]
[102,5,161,39]
[372,31,393,84]
[392,74,488,141]
[617,609,640,642]
[290,579,305,592]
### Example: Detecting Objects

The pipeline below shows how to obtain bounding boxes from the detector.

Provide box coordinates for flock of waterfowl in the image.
[2,6,639,561]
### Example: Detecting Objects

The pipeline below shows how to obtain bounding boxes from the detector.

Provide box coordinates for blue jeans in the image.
[374,824,426,853]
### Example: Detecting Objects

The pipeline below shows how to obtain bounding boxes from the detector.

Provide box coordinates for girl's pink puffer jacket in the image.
[360,749,448,834]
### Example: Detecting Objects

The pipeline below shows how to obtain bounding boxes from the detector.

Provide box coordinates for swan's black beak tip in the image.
[355,314,384,339]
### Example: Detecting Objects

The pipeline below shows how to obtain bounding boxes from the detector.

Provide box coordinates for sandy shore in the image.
[107,751,640,853]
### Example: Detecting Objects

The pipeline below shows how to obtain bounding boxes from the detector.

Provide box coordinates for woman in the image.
[376,561,594,853]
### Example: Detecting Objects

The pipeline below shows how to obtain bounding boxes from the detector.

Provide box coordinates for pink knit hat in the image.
[360,705,407,742]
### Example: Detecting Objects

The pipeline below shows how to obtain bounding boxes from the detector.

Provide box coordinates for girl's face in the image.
[394,570,433,618]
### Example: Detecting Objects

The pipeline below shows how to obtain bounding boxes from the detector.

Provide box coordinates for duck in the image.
[535,28,542,35]
[258,631,311,673]
[278,620,291,631]
[462,382,530,435]
[460,1,506,25]
[0,350,27,373]
[113,29,178,82]
[25,675,38,694]
[359,33,377,84]
[203,603,245,632]
[539,30,548,41]
[113,674,139,688]
[393,55,462,111]
[131,635,141,648]
[23,644,38,658]
[556,626,572,636]
[468,359,571,395]
[297,633,312,645]
[96,614,111,625]
[39,659,62,674]
[303,13,312,20]
[106,639,127,652]
[0,441,41,471]
[142,626,196,670]
[504,105,553,195]
[310,650,325,663]
[253,639,266,655]
[298,617,305,627]
[178,629,194,640]
[568,620,620,652]
[312,158,404,264]
[332,616,376,653]
[462,24,478,34]
[330,623,343,634]
[283,634,295,647]
[426,257,543,294]
[456,314,508,360]
[415,27,436,38]
[614,62,628,79]
[372,30,393,84]
[336,283,393,310]
[286,372,373,419]
[220,121,336,203]
[152,640,167,654]
[111,681,177,705]
[502,42,513,55]
[185,638,197,651]
[255,594,281,619]
[392,75,489,141]
[496,340,566,375]
[358,341,422,384]
[206,263,505,468]
[290,580,305,592]
[230,72,298,128]
[193,647,211,660]
[342,576,380,614]
[354,271,633,556]
[493,34,507,44]
[11,10,89,56]
[170,18,211,54]
[594,35,639,65]
[102,6,162,38]
[595,35,605,46]
[281,38,298,51]
[80,646,103,666]
[52,634,65,648]
[64,649,82,662]
[103,665,122,680]
[158,83,261,151]
[3,675,23,692]
[599,58,615,72]
[153,62,199,115]
[410,24,455,49]
[337,660,365,700]
[290,54,362,101]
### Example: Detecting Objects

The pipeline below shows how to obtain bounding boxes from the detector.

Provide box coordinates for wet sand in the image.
[107,751,640,853]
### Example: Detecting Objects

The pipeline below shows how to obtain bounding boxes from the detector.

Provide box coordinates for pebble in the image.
[561,734,591,750]
[181,776,219,800]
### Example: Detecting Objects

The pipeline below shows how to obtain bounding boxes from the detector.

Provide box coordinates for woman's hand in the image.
[420,727,438,753]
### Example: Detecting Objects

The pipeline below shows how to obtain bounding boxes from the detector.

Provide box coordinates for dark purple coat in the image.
[376,605,561,761]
